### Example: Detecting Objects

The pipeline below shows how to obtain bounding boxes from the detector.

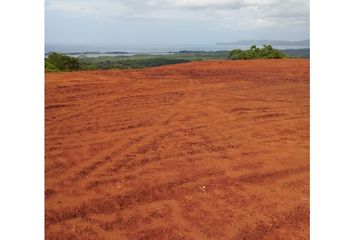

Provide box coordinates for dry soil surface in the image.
[46,59,309,240]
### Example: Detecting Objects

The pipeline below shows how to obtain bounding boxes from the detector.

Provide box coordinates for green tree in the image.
[229,45,285,60]
[45,52,80,71]
[45,59,59,72]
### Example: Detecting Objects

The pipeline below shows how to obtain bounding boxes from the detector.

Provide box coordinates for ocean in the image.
[45,43,308,57]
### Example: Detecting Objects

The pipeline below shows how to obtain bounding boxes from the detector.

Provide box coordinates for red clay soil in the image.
[45,59,309,240]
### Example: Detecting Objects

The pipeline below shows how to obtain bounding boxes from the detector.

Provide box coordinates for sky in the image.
[45,0,309,45]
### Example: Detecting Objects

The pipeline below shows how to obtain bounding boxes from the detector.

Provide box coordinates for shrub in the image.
[45,59,59,72]
[229,45,285,60]
[45,52,81,71]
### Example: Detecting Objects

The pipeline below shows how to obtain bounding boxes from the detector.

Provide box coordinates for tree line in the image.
[45,46,289,72]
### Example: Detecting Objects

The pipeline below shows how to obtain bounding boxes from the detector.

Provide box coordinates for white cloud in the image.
[45,0,309,30]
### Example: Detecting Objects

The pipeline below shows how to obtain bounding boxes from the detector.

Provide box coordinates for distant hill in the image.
[217,39,309,47]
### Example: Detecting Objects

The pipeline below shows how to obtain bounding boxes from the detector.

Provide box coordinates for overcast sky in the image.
[45,0,309,45]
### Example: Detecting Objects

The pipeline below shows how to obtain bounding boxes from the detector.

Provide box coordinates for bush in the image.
[229,45,285,60]
[45,52,80,71]
[45,60,59,72]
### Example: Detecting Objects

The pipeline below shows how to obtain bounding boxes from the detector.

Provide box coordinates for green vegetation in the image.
[78,51,228,70]
[281,48,309,58]
[45,47,308,72]
[45,60,59,72]
[45,52,80,72]
[45,51,229,72]
[79,58,190,70]
[229,45,285,60]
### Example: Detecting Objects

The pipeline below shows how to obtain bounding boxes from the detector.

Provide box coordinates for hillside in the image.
[217,39,309,46]
[46,59,309,239]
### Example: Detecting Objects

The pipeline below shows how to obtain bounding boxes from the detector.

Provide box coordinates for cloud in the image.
[45,0,309,30]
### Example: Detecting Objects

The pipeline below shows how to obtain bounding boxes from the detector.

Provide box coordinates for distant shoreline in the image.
[217,39,309,46]
[45,48,309,72]
[45,42,309,55]
[45,48,309,58]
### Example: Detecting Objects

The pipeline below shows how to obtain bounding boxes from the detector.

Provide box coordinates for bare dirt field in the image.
[45,59,309,240]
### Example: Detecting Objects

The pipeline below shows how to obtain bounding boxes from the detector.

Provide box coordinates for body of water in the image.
[46,43,308,57]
